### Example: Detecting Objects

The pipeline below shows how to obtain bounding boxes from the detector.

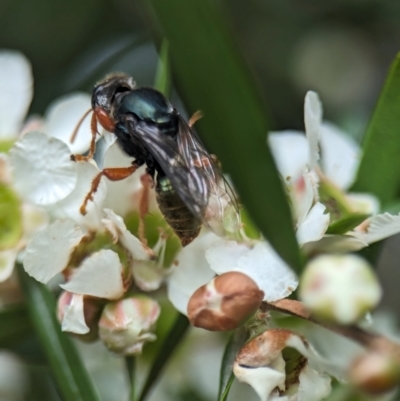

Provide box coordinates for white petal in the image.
[206,240,298,301]
[0,51,33,138]
[320,123,360,190]
[9,132,78,205]
[297,364,331,401]
[46,93,93,154]
[233,364,285,401]
[352,213,400,244]
[24,220,84,283]
[268,131,309,182]
[102,209,154,260]
[62,293,90,334]
[167,232,218,314]
[347,192,380,215]
[51,162,106,230]
[303,234,367,254]
[0,249,17,282]
[296,202,330,246]
[60,250,124,299]
[304,91,322,168]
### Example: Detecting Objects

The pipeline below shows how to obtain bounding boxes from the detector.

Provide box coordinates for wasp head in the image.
[92,74,135,131]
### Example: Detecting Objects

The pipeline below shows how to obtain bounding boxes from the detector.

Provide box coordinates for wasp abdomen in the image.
[156,177,201,246]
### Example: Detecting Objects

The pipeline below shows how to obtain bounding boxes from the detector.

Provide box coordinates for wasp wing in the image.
[176,116,239,230]
[126,117,211,221]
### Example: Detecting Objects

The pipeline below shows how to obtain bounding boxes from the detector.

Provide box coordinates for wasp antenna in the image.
[188,110,204,127]
[70,108,93,144]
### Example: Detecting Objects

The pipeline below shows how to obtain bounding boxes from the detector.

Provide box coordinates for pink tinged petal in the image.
[352,213,400,244]
[0,51,33,138]
[304,91,322,169]
[9,132,78,205]
[51,162,106,230]
[0,249,17,282]
[45,93,93,154]
[268,131,309,182]
[102,209,154,260]
[23,220,84,283]
[293,171,319,225]
[167,232,219,314]
[206,240,298,302]
[60,250,124,300]
[296,202,330,246]
[61,293,90,334]
[320,123,360,190]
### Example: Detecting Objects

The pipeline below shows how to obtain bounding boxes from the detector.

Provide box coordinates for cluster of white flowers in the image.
[2,49,400,401]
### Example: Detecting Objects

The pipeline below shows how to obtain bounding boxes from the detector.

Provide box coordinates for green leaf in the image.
[17,265,101,401]
[0,304,32,347]
[326,213,370,235]
[218,327,248,401]
[139,313,189,401]
[142,0,302,272]
[0,183,22,250]
[352,53,400,203]
[154,40,171,96]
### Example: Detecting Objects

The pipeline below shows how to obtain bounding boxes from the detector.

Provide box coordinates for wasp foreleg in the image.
[80,163,139,215]
[71,112,99,162]
[137,173,154,245]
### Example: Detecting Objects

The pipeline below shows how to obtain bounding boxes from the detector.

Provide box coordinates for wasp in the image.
[71,73,238,246]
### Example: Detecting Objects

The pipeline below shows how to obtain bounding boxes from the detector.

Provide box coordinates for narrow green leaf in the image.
[154,40,170,96]
[17,265,101,401]
[326,213,370,235]
[218,327,248,401]
[0,303,32,347]
[126,356,137,401]
[352,53,400,203]
[142,0,302,272]
[139,313,189,401]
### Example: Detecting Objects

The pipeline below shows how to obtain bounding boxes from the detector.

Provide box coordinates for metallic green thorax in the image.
[118,88,174,124]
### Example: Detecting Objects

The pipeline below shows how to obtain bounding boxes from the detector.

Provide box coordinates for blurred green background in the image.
[2,0,399,136]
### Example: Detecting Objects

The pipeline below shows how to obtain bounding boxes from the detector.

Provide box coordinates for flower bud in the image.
[299,254,381,324]
[349,351,400,394]
[187,271,264,331]
[99,295,160,355]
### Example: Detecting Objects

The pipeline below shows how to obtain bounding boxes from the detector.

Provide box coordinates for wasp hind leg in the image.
[137,173,154,245]
[80,163,139,215]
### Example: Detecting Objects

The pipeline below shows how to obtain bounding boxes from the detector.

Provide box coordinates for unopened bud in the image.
[187,271,264,331]
[99,295,160,355]
[349,351,400,394]
[299,254,381,324]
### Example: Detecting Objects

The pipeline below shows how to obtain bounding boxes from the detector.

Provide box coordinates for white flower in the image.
[299,254,382,324]
[233,329,331,401]
[167,232,298,317]
[0,51,33,139]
